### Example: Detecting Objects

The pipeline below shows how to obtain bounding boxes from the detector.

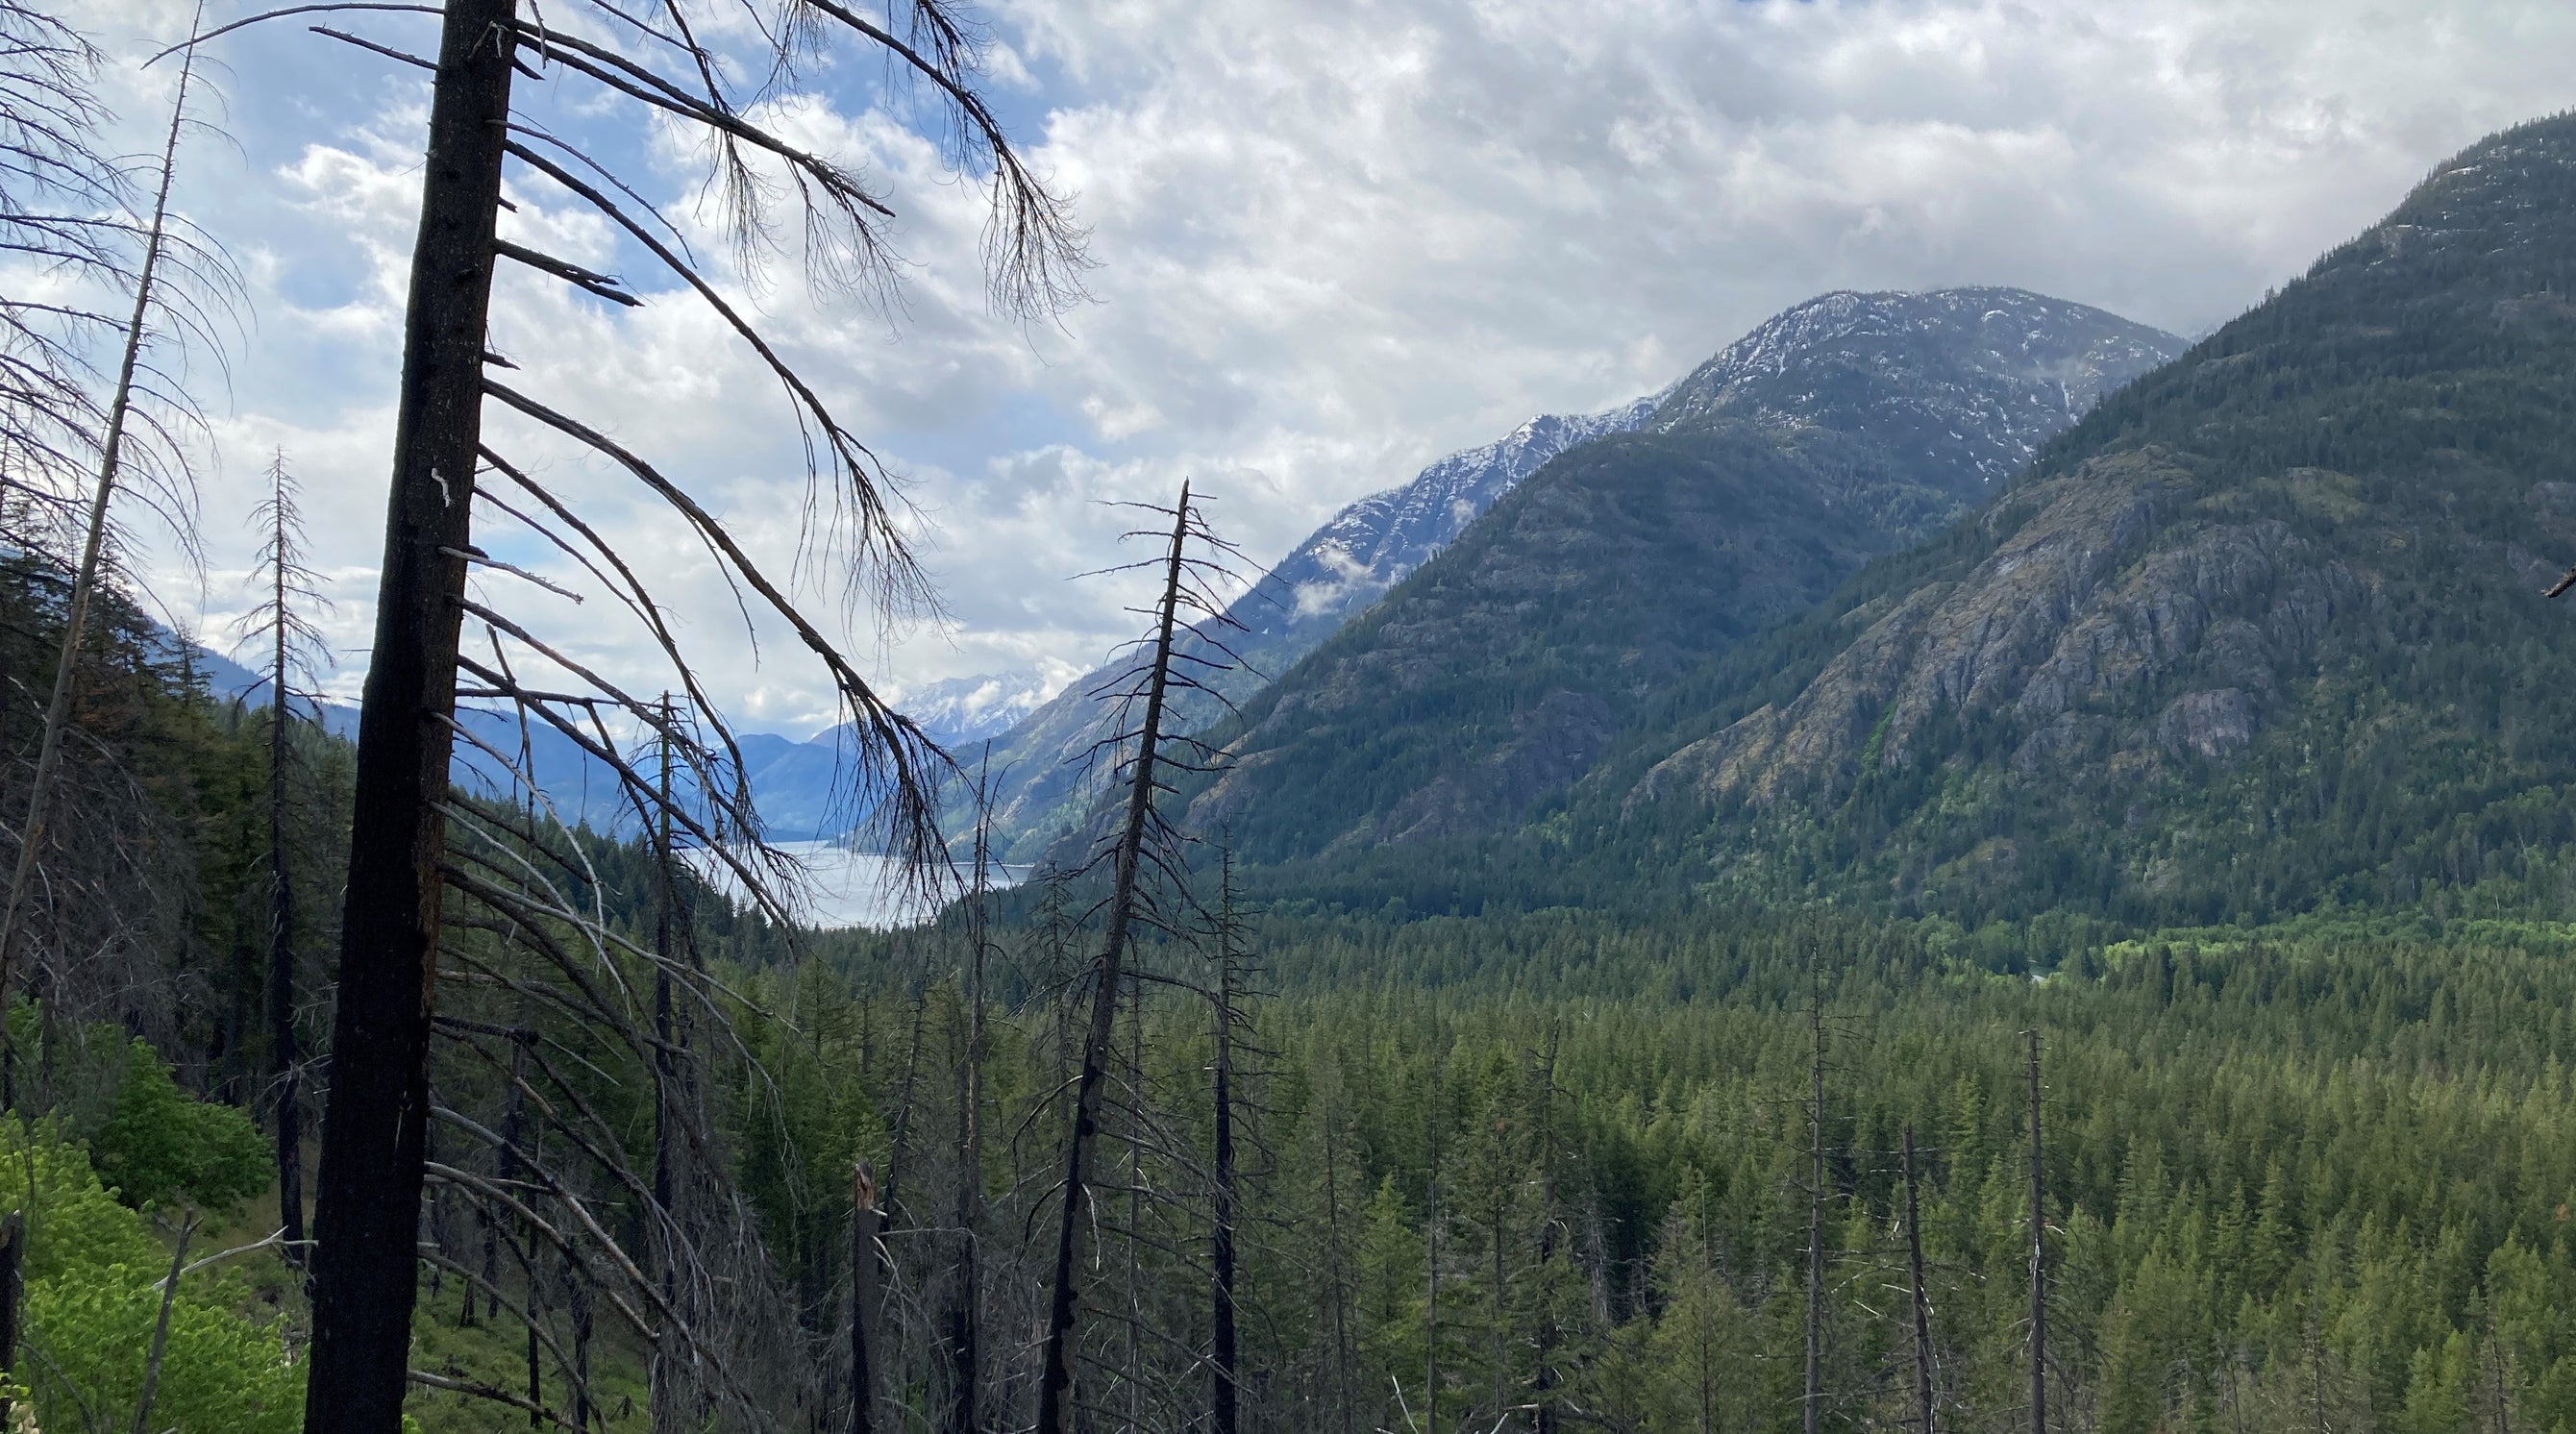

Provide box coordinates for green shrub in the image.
[0,1117,300,1432]
[89,1037,272,1211]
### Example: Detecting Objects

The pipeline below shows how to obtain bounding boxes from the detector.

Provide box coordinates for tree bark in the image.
[1034,482,1192,1434]
[302,0,516,1423]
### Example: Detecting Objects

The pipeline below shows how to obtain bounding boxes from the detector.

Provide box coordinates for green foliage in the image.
[0,1118,300,1434]
[91,1037,273,1211]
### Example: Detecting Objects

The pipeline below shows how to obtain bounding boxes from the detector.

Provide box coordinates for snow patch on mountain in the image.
[1251,396,1657,641]
[897,670,1060,747]
[1649,286,2180,486]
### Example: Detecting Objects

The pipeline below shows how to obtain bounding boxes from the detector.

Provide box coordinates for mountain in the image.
[958,395,1660,859]
[901,671,1054,747]
[723,673,1055,842]
[1174,286,2184,869]
[1240,400,1658,656]
[1388,112,2576,928]
[190,640,924,840]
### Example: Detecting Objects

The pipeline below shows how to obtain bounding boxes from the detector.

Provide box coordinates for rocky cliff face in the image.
[1172,288,2184,866]
[1631,451,2359,809]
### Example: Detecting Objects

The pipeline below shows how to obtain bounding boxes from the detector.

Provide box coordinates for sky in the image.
[69,0,2576,739]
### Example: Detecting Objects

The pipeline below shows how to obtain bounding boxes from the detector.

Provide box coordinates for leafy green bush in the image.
[0,1117,300,1433]
[89,1037,272,1211]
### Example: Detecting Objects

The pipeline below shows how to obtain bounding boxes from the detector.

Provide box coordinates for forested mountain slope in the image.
[1551,112,2576,927]
[1177,288,2181,864]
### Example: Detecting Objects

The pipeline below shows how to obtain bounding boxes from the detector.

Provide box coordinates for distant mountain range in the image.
[901,672,1054,747]
[1201,112,2576,929]
[208,113,2576,936]
[193,641,1049,840]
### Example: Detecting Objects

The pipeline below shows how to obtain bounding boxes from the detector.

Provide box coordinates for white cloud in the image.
[69,0,2576,738]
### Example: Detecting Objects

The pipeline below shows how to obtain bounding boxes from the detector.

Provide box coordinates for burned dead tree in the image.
[1206,838,1251,1434]
[0,6,223,1085]
[235,451,333,1261]
[851,1161,885,1434]
[1035,482,1249,1434]
[296,3,519,1418]
[149,0,1087,1428]
[944,760,996,1434]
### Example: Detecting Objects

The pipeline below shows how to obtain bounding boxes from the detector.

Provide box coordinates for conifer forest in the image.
[12,2,2576,1433]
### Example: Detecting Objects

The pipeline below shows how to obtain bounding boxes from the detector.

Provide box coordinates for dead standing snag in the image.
[156,0,1089,1427]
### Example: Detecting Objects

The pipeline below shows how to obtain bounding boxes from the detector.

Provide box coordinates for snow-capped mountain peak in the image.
[1249,394,1657,640]
[1647,286,2182,486]
[898,671,1059,748]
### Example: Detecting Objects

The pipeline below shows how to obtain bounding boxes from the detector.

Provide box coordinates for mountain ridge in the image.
[1301,111,2576,927]
[1169,286,2186,869]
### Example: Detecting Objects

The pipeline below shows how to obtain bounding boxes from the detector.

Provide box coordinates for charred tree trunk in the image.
[650,700,685,1431]
[2027,1030,2046,1434]
[1035,482,1193,1434]
[303,0,517,1424]
[1903,1124,1935,1434]
[851,1163,883,1434]
[945,769,991,1434]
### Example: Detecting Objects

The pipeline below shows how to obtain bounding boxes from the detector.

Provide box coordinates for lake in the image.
[690,839,1027,929]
